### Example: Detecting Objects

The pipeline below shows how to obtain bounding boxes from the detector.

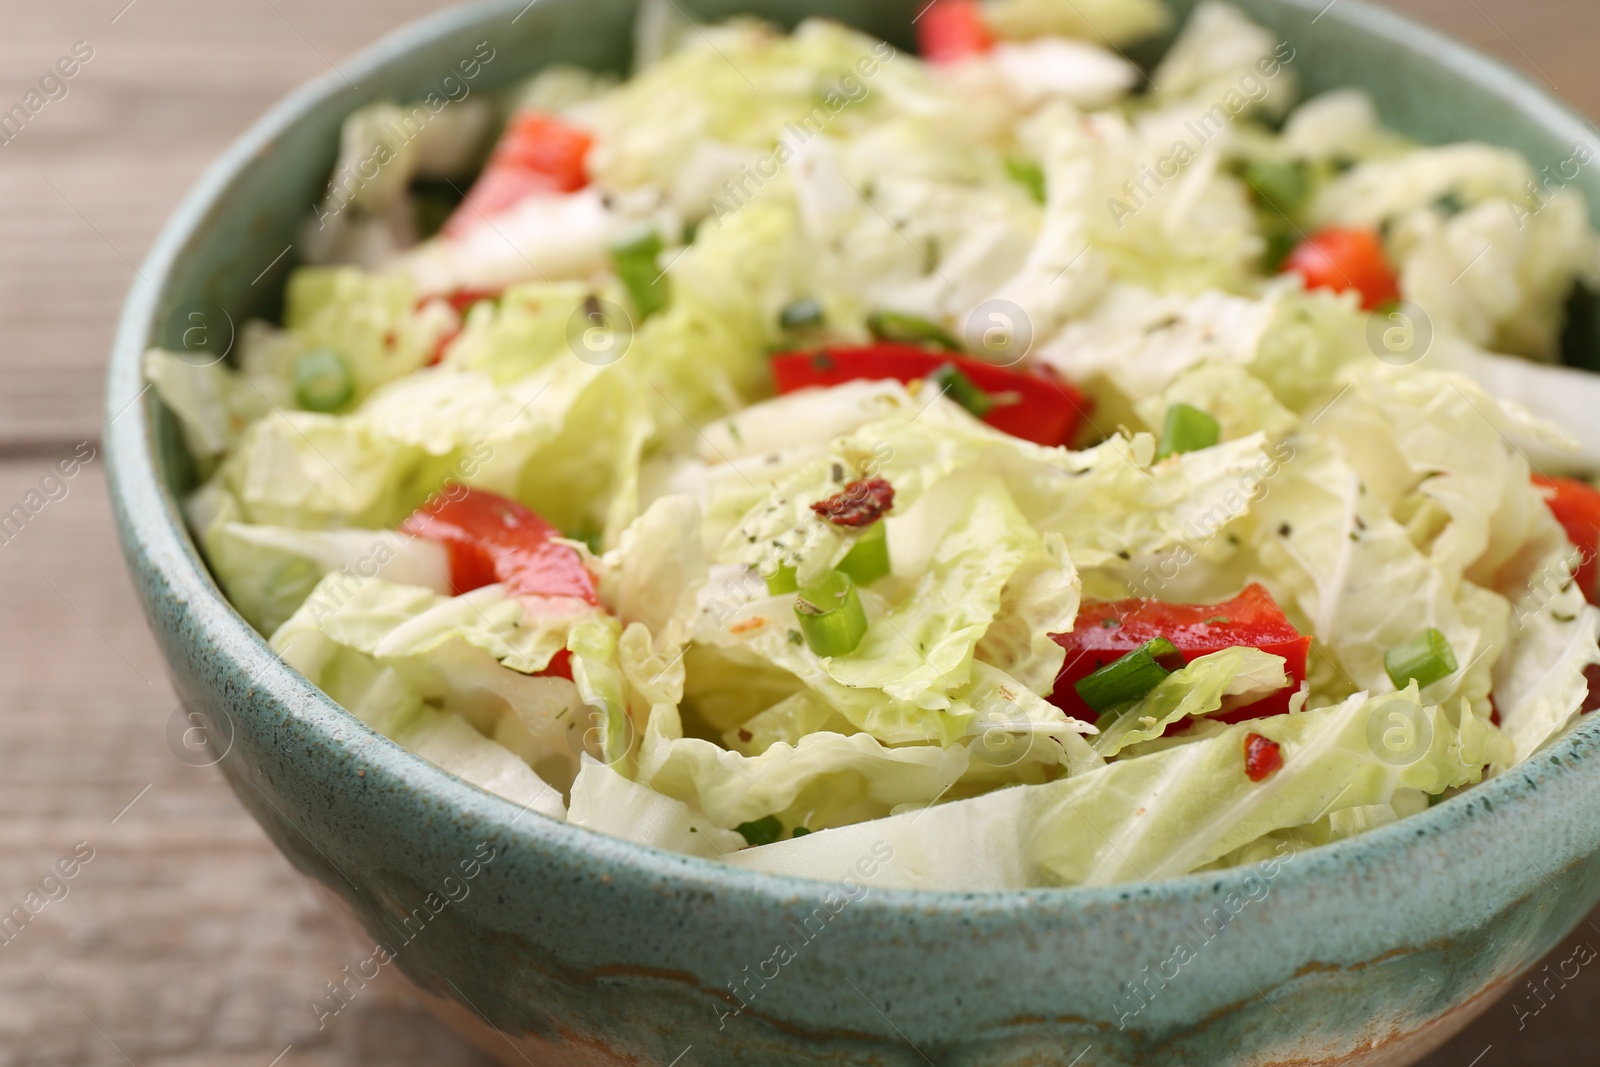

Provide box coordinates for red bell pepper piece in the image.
[918,0,995,64]
[402,487,598,604]
[401,488,599,680]
[1527,476,1600,714]
[443,111,593,238]
[1281,227,1401,310]
[770,344,1089,447]
[1049,584,1309,722]
[1533,474,1600,605]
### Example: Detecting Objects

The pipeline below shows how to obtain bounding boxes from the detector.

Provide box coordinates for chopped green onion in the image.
[293,348,353,412]
[779,297,825,331]
[1432,190,1466,218]
[791,826,812,838]
[1005,156,1047,203]
[794,570,868,657]
[736,815,783,846]
[837,522,891,586]
[766,564,799,595]
[1384,628,1458,689]
[611,228,670,321]
[926,363,994,418]
[1157,403,1221,459]
[1262,230,1298,273]
[1074,637,1183,714]
[866,310,962,352]
[1239,159,1311,217]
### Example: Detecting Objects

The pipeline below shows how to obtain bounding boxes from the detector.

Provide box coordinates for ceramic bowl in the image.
[106,1,1600,1063]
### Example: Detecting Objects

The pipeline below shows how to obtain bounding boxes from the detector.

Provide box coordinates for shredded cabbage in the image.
[149,0,1600,889]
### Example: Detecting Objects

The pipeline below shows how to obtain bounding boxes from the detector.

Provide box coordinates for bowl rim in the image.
[105,0,1600,915]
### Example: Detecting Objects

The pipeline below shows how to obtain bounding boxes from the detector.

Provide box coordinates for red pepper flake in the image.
[428,326,461,365]
[1244,733,1283,782]
[444,288,501,314]
[811,477,895,527]
[738,729,754,743]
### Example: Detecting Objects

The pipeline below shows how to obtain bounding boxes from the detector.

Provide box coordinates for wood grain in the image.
[2,1,1597,1064]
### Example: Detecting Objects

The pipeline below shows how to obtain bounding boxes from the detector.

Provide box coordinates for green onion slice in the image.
[1074,637,1183,714]
[736,815,783,847]
[836,522,891,586]
[866,310,962,352]
[765,564,799,596]
[926,363,994,418]
[293,348,354,412]
[1263,231,1299,274]
[1157,402,1221,459]
[1432,190,1466,218]
[779,297,825,331]
[1384,628,1458,689]
[794,570,868,657]
[610,227,669,321]
[1005,156,1047,204]
[1239,158,1311,217]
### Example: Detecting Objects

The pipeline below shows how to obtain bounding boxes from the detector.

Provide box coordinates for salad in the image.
[146,0,1600,890]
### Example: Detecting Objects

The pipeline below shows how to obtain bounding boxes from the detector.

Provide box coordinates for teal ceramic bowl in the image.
[107,1,1600,1063]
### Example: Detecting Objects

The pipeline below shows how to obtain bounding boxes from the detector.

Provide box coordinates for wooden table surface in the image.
[5,2,1600,1064]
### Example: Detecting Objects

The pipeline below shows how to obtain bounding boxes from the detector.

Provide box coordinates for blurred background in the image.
[2,1,1597,1064]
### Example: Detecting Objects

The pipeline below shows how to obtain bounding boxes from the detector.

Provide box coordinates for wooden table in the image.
[3,2,1597,1064]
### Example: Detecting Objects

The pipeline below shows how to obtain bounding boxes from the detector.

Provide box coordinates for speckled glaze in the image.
[106,1,1600,1064]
